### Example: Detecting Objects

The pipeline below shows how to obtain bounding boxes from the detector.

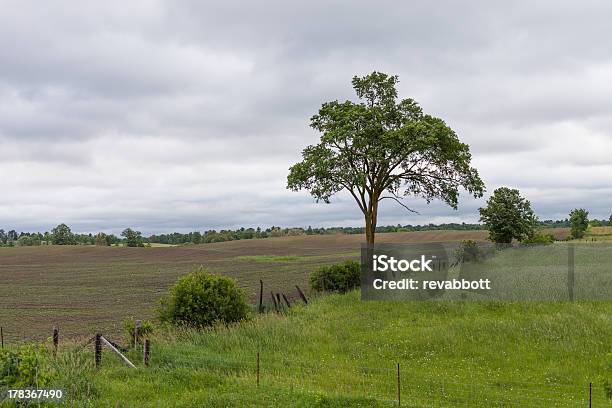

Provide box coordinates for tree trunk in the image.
[365,213,374,244]
[364,208,378,244]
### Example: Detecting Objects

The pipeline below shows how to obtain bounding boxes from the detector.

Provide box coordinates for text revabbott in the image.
[372,278,491,291]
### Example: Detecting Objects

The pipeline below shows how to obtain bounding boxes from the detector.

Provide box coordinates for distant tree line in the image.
[1,216,610,247]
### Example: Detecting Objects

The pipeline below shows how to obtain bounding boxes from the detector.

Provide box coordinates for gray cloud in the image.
[1,0,612,234]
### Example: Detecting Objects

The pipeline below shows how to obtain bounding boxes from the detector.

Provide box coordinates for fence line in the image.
[1,328,609,407]
[146,349,605,407]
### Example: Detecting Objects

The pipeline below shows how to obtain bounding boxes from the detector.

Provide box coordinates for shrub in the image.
[158,267,249,328]
[522,233,554,245]
[0,345,51,388]
[309,260,360,294]
[454,240,489,264]
[123,319,154,346]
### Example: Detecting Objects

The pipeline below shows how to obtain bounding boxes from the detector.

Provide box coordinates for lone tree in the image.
[569,208,589,239]
[52,223,75,245]
[479,187,539,243]
[121,228,144,247]
[287,72,484,243]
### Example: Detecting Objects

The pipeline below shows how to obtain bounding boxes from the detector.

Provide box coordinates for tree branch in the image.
[379,196,420,214]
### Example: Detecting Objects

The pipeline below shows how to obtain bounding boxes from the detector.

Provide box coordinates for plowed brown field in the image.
[0,229,567,341]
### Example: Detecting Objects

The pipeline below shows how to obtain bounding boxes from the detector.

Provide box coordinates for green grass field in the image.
[17,291,610,407]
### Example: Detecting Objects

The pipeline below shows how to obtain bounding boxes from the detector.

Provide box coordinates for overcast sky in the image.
[1,1,612,234]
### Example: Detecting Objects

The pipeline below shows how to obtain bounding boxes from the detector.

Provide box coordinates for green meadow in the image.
[9,291,609,407]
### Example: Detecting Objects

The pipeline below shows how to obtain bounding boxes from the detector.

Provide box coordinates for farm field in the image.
[0,229,520,341]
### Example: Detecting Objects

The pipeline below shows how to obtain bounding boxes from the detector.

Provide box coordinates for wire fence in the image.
[148,349,608,407]
[1,329,610,407]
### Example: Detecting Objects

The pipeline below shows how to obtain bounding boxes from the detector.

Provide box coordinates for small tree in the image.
[287,71,484,244]
[479,187,538,243]
[121,228,144,247]
[569,208,589,239]
[94,233,109,246]
[52,223,75,245]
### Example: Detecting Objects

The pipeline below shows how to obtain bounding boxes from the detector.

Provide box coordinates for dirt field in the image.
[0,230,567,341]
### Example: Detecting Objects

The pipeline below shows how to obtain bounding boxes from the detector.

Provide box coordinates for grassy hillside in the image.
[40,291,611,407]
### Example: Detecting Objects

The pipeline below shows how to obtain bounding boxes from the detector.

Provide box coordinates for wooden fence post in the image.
[275,293,282,309]
[397,363,401,407]
[282,293,291,308]
[143,339,150,367]
[256,352,260,387]
[95,333,102,368]
[295,285,308,304]
[259,280,264,313]
[134,320,142,347]
[52,326,59,356]
[270,291,278,311]
[0,326,3,349]
[589,382,592,408]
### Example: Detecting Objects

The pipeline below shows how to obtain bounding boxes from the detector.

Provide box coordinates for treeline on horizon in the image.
[0,218,595,247]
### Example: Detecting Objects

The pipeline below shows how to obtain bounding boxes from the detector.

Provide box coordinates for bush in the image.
[454,240,495,264]
[158,267,249,328]
[522,233,554,245]
[123,319,154,346]
[0,345,51,388]
[309,260,360,294]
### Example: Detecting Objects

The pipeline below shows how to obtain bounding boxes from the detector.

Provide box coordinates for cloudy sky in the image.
[1,1,612,234]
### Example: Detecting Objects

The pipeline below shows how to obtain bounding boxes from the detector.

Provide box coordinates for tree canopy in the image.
[51,223,75,245]
[569,208,589,239]
[121,228,144,247]
[287,71,484,243]
[479,187,538,243]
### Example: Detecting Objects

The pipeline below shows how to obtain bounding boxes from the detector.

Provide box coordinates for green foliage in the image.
[121,228,144,247]
[454,240,488,263]
[123,319,154,346]
[52,223,75,245]
[522,233,554,245]
[17,235,41,246]
[309,260,361,293]
[287,71,484,243]
[94,232,109,246]
[48,348,97,402]
[158,267,249,328]
[569,208,589,239]
[479,187,539,243]
[589,219,602,227]
[0,345,51,388]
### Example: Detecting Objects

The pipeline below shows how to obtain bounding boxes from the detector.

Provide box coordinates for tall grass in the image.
[59,292,612,407]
